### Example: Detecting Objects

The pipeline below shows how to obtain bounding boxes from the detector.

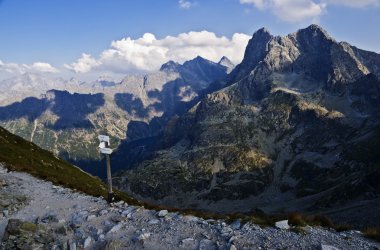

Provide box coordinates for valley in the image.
[0,56,232,176]
[1,24,380,233]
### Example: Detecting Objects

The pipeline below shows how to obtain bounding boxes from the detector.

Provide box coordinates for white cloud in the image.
[29,62,58,73]
[323,0,380,8]
[179,0,195,9]
[240,0,380,22]
[0,59,58,75]
[240,0,266,9]
[240,0,326,22]
[66,31,251,74]
[64,53,100,73]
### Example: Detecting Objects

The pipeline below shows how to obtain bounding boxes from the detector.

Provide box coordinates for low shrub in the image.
[363,228,380,242]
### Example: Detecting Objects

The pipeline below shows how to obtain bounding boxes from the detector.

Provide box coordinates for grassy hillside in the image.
[0,126,139,204]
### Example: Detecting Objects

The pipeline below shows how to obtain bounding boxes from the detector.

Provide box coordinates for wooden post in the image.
[105,141,114,203]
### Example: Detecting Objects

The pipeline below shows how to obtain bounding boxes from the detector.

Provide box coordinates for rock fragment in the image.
[158,210,168,217]
[275,220,290,230]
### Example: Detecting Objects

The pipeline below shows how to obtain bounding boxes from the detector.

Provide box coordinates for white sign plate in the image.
[98,135,110,144]
[100,148,113,155]
[98,142,106,149]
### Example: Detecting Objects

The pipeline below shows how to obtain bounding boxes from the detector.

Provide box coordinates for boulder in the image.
[42,212,59,223]
[320,244,341,250]
[98,209,109,216]
[183,215,199,222]
[230,220,241,230]
[69,241,77,250]
[180,238,197,248]
[148,219,160,225]
[230,245,237,250]
[275,220,290,230]
[96,239,123,249]
[83,236,93,248]
[2,219,56,249]
[3,210,9,217]
[110,214,123,223]
[108,223,123,234]
[199,239,216,250]
[86,215,97,221]
[158,210,168,217]
[138,232,151,241]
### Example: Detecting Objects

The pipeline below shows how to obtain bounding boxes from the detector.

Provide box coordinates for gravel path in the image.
[0,166,379,250]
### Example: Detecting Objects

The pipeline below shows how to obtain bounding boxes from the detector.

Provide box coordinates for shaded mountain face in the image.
[160,56,233,87]
[0,90,108,160]
[118,25,380,226]
[0,57,230,169]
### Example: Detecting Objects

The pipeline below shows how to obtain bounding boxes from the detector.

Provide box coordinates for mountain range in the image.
[113,25,380,227]
[0,24,379,228]
[0,56,233,166]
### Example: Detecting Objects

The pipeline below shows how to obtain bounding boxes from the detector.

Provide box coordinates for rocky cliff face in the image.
[0,57,230,165]
[118,25,380,221]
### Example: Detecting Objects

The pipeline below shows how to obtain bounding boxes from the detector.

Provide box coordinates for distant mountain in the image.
[117,25,380,227]
[160,56,231,87]
[0,57,231,172]
[0,73,56,106]
[218,56,235,73]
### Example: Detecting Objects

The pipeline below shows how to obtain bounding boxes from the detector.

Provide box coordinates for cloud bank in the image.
[0,60,58,75]
[240,0,326,22]
[65,31,251,74]
[240,0,380,22]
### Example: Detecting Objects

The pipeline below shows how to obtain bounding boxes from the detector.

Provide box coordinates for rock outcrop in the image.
[118,25,380,226]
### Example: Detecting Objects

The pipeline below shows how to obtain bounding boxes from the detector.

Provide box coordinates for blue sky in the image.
[0,0,379,79]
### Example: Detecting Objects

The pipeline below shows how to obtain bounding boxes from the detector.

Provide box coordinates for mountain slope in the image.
[0,57,230,172]
[117,25,380,226]
[2,166,378,250]
[0,126,136,203]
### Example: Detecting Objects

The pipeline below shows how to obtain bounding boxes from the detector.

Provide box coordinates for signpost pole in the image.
[104,140,114,203]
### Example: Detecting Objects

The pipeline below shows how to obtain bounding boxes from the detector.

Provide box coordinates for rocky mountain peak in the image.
[219,56,230,63]
[293,24,335,52]
[249,27,272,45]
[253,27,271,36]
[229,24,380,89]
[300,24,332,38]
[160,60,181,72]
[228,27,273,82]
[218,56,235,73]
[183,56,214,67]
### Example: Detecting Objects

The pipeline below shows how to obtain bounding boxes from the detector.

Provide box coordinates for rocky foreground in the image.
[0,166,379,250]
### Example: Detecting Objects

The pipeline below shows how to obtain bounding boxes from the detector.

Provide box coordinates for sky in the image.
[0,0,379,80]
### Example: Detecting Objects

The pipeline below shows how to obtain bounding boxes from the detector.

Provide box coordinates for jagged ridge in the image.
[119,25,380,227]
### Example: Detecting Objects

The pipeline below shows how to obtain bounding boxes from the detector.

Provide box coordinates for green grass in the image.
[287,212,357,233]
[363,228,380,242]
[291,226,308,235]
[288,212,342,229]
[0,126,141,205]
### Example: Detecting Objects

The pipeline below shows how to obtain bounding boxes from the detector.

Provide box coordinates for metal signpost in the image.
[98,135,114,203]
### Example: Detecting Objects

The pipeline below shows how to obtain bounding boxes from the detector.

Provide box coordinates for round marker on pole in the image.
[98,134,114,203]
